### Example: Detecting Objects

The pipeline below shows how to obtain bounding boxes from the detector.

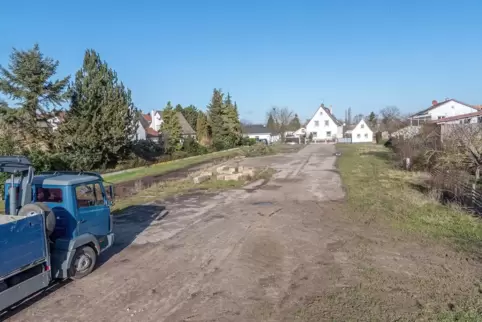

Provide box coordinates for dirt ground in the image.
[5,144,482,321]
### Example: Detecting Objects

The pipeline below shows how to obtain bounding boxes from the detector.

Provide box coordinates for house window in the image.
[361,124,364,128]
[320,111,323,115]
[478,116,482,123]
[460,120,463,124]
[314,121,319,127]
[438,116,445,120]
[76,183,104,208]
[312,132,317,138]
[326,131,331,137]
[324,120,329,126]
[364,133,368,138]
[464,118,471,124]
[357,134,361,138]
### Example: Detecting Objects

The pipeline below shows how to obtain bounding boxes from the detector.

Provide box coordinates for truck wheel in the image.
[69,246,97,280]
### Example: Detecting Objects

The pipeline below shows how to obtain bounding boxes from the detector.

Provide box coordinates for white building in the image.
[305,104,343,141]
[344,119,373,143]
[135,109,195,142]
[409,99,479,125]
[242,124,275,143]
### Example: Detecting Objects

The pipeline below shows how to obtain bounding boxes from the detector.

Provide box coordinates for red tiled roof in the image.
[143,114,152,122]
[146,128,159,137]
[430,110,482,124]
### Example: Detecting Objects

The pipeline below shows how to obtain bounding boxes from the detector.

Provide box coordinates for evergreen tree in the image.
[160,101,182,154]
[267,114,276,132]
[175,104,183,112]
[0,44,69,144]
[196,111,210,145]
[289,114,301,130]
[181,104,199,131]
[58,49,137,170]
[223,94,242,147]
[207,88,225,149]
[367,111,377,129]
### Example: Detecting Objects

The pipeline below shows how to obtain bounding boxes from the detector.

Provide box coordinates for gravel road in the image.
[5,144,345,321]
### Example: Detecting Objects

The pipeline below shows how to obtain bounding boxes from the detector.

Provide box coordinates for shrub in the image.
[182,137,208,155]
[241,143,274,157]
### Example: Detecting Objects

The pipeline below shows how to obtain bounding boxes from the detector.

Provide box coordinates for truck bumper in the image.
[101,233,115,254]
[0,270,51,312]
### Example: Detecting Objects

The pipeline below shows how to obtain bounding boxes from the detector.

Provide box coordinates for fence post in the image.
[473,167,480,210]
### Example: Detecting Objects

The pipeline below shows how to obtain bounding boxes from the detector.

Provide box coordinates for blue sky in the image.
[1,0,481,123]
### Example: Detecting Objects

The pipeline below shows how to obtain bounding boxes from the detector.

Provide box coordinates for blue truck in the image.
[0,156,115,311]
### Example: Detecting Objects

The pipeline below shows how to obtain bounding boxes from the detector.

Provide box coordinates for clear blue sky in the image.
[1,0,481,123]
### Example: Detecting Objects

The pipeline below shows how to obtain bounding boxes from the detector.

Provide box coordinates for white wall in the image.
[441,116,481,125]
[426,101,477,120]
[244,133,273,143]
[306,106,341,140]
[150,110,163,131]
[351,119,373,143]
[136,121,146,140]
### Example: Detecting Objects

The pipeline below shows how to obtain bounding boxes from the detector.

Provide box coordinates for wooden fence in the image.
[429,169,482,215]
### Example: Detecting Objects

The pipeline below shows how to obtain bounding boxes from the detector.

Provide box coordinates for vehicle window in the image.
[76,183,104,208]
[93,183,104,205]
[36,188,63,203]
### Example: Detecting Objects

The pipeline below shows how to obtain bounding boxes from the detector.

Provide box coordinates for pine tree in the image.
[181,104,199,131]
[0,44,69,145]
[367,111,377,129]
[196,111,210,145]
[267,114,275,132]
[160,101,182,154]
[222,94,242,147]
[58,49,137,170]
[289,114,301,130]
[175,104,183,112]
[207,88,225,149]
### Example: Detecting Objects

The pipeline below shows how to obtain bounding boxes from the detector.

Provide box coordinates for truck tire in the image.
[18,202,56,236]
[69,246,97,280]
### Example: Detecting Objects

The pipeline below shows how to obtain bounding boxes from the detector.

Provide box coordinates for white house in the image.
[242,124,275,143]
[305,104,343,141]
[135,109,196,142]
[345,119,373,143]
[409,99,479,125]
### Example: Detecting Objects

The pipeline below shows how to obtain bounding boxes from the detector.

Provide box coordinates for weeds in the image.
[336,143,482,254]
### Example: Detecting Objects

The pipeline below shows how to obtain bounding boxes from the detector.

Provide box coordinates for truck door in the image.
[75,181,110,240]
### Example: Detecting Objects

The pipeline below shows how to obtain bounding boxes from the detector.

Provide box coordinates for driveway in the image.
[6,144,346,321]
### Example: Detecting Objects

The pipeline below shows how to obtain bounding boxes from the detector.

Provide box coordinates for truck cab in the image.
[1,164,115,312]
[4,172,115,279]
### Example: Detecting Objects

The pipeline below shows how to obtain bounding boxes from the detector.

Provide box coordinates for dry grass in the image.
[112,167,275,214]
[103,148,243,184]
[337,143,482,253]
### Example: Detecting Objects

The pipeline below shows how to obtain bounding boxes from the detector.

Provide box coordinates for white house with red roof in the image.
[305,104,343,141]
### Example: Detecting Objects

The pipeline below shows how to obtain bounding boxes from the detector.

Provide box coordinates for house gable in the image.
[411,99,478,121]
[305,105,342,139]
[351,119,373,142]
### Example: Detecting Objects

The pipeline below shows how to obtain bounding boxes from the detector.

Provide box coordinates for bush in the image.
[241,143,274,157]
[131,139,164,162]
[241,137,257,146]
[182,137,208,155]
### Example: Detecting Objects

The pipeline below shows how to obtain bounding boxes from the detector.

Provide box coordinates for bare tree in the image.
[266,106,294,142]
[380,106,402,133]
[353,114,364,124]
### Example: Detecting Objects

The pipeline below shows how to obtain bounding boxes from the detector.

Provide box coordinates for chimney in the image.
[329,105,333,114]
[320,103,325,108]
[432,100,438,106]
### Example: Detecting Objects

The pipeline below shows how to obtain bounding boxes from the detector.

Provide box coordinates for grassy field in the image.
[336,143,482,253]
[112,168,275,214]
[103,148,243,184]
